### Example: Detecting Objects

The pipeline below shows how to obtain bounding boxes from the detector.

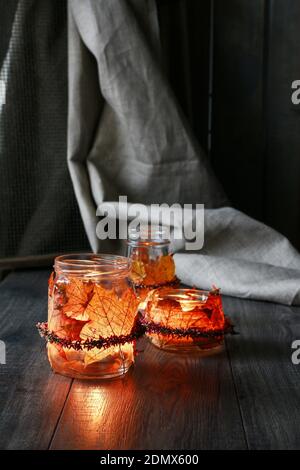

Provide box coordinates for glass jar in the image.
[47,254,139,380]
[126,225,177,302]
[144,287,226,353]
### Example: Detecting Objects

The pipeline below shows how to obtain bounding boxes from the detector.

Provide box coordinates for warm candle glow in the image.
[167,291,208,312]
[46,254,139,380]
[144,287,226,353]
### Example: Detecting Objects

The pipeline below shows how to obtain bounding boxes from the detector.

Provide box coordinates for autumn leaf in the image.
[80,285,139,341]
[48,306,88,341]
[48,272,55,296]
[205,293,225,329]
[130,260,146,284]
[130,255,176,286]
[150,255,176,284]
[61,277,94,321]
[146,289,225,332]
[49,342,67,360]
[84,346,116,366]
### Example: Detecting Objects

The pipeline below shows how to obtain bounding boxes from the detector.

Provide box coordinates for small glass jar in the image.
[47,254,139,380]
[144,287,226,353]
[126,225,177,302]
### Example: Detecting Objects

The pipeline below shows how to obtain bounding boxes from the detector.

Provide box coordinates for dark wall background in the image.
[158,0,300,250]
[0,0,89,259]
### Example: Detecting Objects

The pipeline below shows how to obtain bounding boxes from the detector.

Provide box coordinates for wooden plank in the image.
[0,253,58,270]
[0,270,72,450]
[211,0,265,220]
[224,296,300,449]
[263,0,300,250]
[50,339,246,450]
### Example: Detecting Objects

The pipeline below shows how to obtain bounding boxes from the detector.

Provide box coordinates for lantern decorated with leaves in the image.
[38,254,140,380]
[126,225,179,302]
[143,287,232,353]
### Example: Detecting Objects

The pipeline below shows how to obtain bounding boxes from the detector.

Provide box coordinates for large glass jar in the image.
[47,254,139,380]
[126,225,178,303]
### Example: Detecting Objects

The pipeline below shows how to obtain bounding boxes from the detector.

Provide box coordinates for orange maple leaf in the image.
[48,307,87,341]
[61,278,94,321]
[130,255,176,286]
[80,285,139,340]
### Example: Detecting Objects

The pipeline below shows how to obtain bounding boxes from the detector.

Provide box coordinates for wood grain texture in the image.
[0,270,72,450]
[224,296,300,449]
[1,269,300,450]
[50,337,246,450]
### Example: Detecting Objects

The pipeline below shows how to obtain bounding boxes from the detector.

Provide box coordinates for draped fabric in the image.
[1,0,300,305]
[67,0,226,252]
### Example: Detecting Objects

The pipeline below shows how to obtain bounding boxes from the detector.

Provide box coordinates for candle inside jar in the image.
[47,255,139,380]
[145,288,225,353]
[168,292,208,312]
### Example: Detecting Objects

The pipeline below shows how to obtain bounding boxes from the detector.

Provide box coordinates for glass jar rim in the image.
[54,253,130,277]
[150,287,210,303]
[127,224,170,246]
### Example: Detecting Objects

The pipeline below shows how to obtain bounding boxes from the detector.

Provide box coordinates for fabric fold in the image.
[68,0,227,252]
[175,253,300,306]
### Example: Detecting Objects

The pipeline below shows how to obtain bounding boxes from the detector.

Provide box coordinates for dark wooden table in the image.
[0,269,300,450]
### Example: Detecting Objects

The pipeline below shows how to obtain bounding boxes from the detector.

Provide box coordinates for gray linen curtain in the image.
[67,0,300,306]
